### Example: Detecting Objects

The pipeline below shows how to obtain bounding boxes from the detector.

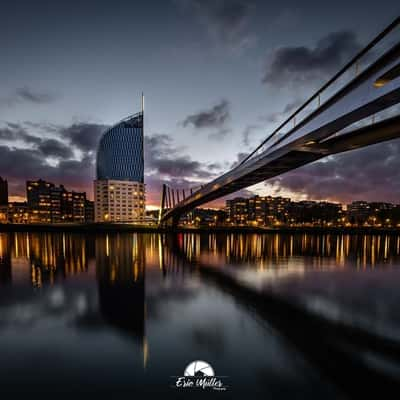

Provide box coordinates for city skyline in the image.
[3,173,400,228]
[1,1,400,208]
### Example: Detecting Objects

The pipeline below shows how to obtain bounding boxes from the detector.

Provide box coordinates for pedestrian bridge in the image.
[160,17,400,226]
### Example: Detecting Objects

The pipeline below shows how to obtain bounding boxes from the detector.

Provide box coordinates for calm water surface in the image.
[0,232,400,398]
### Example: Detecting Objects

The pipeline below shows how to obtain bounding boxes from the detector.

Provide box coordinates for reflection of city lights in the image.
[143,337,148,369]
[158,236,163,270]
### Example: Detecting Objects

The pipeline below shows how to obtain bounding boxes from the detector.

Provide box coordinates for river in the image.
[0,231,399,398]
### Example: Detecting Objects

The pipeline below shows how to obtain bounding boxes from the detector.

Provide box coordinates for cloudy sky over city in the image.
[1,0,399,207]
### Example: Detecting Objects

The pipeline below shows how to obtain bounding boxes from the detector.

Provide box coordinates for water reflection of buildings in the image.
[29,233,90,286]
[1,232,400,285]
[161,233,400,271]
[95,234,146,363]
[0,232,91,286]
[0,232,148,366]
[0,233,11,284]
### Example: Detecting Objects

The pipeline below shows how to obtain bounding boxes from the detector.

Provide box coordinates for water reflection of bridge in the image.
[160,233,400,397]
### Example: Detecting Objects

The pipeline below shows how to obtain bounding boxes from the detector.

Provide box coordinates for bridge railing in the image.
[322,102,400,142]
[235,17,400,168]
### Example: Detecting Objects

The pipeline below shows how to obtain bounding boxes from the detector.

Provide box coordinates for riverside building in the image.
[94,97,145,222]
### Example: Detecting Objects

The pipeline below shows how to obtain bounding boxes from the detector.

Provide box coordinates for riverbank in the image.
[1,223,400,235]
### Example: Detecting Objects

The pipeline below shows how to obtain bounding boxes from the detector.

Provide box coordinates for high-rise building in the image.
[0,177,8,205]
[95,98,145,223]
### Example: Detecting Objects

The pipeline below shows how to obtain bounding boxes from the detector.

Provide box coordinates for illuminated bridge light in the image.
[374,62,400,88]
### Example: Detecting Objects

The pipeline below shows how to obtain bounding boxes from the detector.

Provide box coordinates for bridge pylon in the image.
[158,183,185,228]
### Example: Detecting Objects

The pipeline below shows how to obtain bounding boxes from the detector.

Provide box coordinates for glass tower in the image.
[96,112,144,183]
[94,102,146,223]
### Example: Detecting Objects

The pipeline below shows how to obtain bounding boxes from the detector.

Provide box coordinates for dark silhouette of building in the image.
[288,201,342,225]
[84,200,95,222]
[0,177,8,206]
[347,201,399,226]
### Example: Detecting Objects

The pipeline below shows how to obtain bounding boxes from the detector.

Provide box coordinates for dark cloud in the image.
[61,123,107,153]
[0,127,21,141]
[0,122,101,198]
[183,99,230,129]
[0,145,46,179]
[263,31,362,86]
[38,139,74,159]
[15,87,56,104]
[153,158,208,178]
[143,133,224,205]
[145,134,214,179]
[1,121,106,155]
[268,140,400,204]
[177,0,255,50]
[207,162,223,170]
[0,145,94,196]
[0,87,57,108]
[0,124,43,145]
[0,123,75,159]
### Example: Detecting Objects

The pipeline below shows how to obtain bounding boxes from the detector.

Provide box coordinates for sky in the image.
[0,0,400,208]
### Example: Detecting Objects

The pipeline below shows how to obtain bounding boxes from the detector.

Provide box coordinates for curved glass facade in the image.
[96,112,144,183]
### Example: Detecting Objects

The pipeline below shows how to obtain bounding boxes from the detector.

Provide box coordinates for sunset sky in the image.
[1,0,399,208]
